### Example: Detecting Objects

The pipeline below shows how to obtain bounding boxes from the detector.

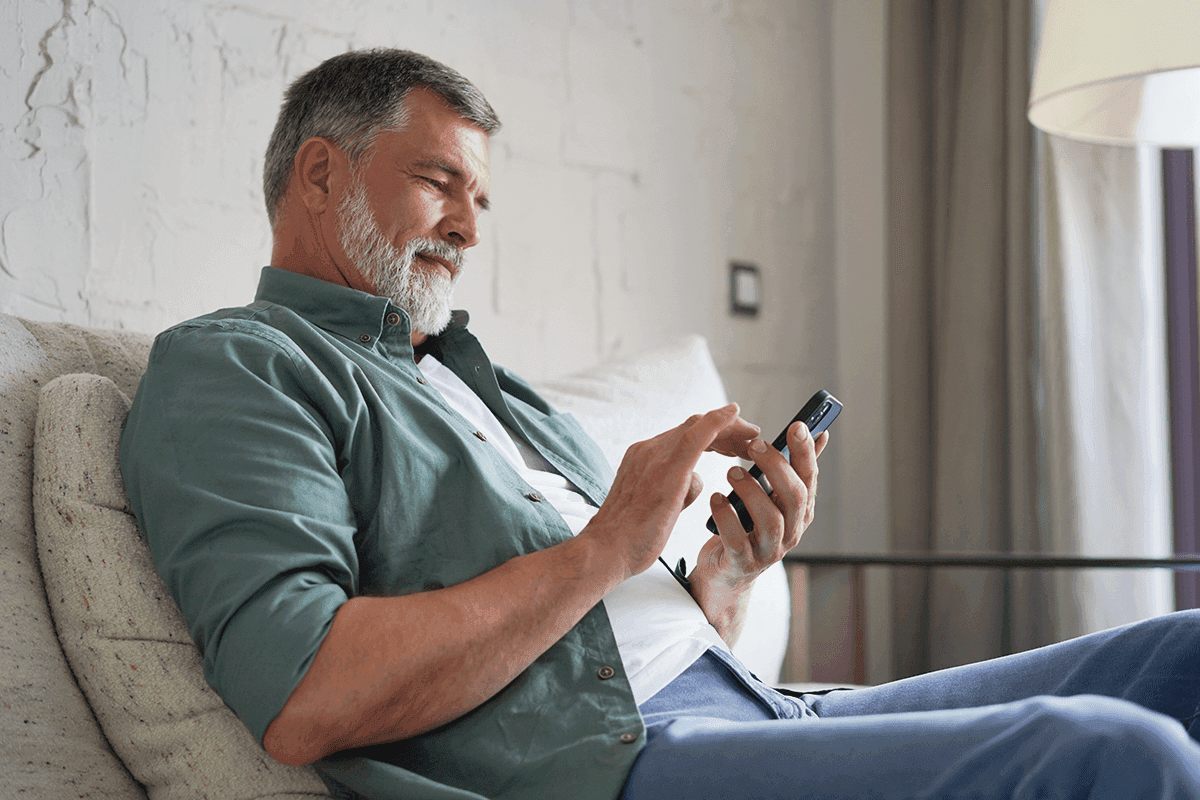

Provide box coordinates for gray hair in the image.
[262,48,501,226]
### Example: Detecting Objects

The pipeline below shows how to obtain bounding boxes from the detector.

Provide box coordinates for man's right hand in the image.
[580,403,754,582]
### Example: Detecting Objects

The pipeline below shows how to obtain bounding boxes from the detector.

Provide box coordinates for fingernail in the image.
[797,422,810,438]
[749,439,767,453]
[730,466,746,480]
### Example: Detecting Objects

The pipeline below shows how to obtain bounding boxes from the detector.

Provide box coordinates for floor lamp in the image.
[1028,0,1200,609]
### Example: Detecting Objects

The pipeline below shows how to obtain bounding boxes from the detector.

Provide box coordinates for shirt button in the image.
[619,733,638,744]
[526,492,542,503]
[359,333,372,344]
[416,376,428,386]
[474,430,488,442]
[385,312,401,325]
[597,665,615,680]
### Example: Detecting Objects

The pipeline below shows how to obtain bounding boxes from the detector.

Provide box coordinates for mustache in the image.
[405,237,464,273]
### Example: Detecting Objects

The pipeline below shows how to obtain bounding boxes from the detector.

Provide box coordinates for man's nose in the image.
[442,198,481,249]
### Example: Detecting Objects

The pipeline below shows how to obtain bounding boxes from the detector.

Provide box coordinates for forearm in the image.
[263,532,624,765]
[264,404,749,766]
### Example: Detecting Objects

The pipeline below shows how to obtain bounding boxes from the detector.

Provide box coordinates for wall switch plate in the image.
[730,261,761,317]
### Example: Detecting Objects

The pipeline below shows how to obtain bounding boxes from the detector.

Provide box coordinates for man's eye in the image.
[422,177,445,189]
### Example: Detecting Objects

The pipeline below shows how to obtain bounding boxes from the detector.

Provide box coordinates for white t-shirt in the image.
[416,354,725,704]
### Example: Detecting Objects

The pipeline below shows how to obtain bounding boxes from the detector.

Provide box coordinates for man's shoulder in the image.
[144,302,325,385]
[155,302,306,353]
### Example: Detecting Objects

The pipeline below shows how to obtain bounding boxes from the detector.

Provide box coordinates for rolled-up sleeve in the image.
[120,320,359,743]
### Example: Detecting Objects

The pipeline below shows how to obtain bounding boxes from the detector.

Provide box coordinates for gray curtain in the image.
[887,0,1051,677]
[1036,138,1174,635]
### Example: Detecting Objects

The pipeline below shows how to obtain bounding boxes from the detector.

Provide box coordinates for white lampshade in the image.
[1029,0,1200,147]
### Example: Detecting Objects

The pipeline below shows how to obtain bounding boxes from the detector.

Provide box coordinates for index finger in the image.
[677,403,742,457]
[707,414,762,459]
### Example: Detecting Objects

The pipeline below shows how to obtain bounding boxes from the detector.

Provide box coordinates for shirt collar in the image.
[253,266,470,346]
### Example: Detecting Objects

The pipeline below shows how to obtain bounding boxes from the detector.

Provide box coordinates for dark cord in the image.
[659,555,691,592]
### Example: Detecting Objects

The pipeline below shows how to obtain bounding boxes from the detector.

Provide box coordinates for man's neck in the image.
[269,207,373,296]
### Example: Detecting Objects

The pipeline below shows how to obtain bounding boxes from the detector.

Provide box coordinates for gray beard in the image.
[336,177,464,337]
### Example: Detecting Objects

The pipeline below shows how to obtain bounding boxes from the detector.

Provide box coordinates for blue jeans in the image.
[621,610,1200,799]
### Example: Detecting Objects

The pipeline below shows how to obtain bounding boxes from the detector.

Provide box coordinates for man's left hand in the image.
[689,420,829,644]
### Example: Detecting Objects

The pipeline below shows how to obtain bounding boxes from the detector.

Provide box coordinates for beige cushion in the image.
[1,315,149,797]
[33,373,331,799]
[530,335,791,683]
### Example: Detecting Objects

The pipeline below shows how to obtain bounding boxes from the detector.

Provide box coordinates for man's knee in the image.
[1116,607,1200,643]
[1025,696,1194,777]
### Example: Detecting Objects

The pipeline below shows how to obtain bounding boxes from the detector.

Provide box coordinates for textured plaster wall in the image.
[2,0,835,420]
[3,0,848,561]
[5,0,896,679]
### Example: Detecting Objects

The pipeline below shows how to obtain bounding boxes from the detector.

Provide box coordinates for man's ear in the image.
[293,136,348,215]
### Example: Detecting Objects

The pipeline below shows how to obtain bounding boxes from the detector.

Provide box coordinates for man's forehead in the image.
[386,91,490,183]
[406,128,490,171]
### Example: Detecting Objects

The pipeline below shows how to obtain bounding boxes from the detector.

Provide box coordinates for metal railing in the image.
[779,552,1200,685]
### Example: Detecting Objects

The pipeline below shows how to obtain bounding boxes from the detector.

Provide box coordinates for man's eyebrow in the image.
[413,158,490,211]
[413,157,462,179]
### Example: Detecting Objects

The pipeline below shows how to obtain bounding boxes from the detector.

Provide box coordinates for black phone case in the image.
[705,390,841,535]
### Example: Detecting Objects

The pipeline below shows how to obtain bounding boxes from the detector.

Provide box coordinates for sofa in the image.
[1,312,792,798]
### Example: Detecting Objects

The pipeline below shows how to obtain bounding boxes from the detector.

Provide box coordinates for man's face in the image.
[335,88,491,337]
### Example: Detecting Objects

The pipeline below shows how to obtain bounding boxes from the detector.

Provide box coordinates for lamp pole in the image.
[1162,148,1200,610]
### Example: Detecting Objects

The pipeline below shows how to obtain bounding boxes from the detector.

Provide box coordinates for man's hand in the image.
[579,404,759,583]
[705,412,762,460]
[264,403,761,765]
[690,420,829,643]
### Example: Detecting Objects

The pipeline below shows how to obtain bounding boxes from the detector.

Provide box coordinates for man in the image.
[122,49,1200,800]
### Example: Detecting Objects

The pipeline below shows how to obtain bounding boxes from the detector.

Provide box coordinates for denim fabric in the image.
[622,611,1200,799]
[637,648,815,739]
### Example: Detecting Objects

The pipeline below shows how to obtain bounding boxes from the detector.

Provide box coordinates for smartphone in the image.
[705,390,842,535]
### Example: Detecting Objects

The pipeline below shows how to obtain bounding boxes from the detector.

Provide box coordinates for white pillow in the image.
[33,373,331,800]
[530,336,791,683]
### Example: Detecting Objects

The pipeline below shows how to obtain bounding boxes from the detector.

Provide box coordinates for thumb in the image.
[681,471,704,510]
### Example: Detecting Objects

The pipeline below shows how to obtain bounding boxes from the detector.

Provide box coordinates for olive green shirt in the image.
[120,267,645,800]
